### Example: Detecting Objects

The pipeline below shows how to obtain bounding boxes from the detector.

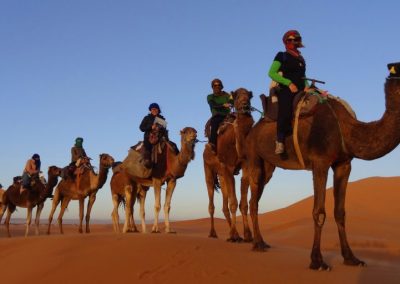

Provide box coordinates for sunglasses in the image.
[287,37,302,43]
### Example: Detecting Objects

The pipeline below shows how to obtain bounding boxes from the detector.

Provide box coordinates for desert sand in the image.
[1,176,399,284]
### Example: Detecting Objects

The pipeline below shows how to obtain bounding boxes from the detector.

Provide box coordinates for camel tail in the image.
[214,176,220,193]
[118,196,126,209]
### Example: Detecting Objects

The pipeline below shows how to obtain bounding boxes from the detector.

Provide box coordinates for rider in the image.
[64,137,89,180]
[71,137,88,166]
[140,103,168,156]
[21,153,41,192]
[207,78,233,153]
[268,30,308,154]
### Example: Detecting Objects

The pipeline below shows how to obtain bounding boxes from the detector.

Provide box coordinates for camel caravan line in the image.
[1,63,400,271]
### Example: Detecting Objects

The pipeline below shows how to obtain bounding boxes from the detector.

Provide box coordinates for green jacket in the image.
[207,91,233,116]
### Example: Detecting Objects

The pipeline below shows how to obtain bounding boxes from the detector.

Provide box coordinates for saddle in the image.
[262,88,328,122]
[204,113,236,139]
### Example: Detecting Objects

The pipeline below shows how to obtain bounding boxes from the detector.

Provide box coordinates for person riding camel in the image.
[139,103,169,158]
[139,103,179,164]
[21,153,41,193]
[71,137,88,166]
[206,78,233,154]
[268,30,309,154]
[62,137,90,181]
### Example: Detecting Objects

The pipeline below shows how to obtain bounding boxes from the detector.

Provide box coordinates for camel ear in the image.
[231,91,237,100]
[180,130,184,136]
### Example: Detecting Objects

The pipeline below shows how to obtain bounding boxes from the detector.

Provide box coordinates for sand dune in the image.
[0,176,399,284]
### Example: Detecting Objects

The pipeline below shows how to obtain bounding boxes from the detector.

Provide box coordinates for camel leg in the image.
[240,168,253,242]
[129,184,139,233]
[332,162,366,267]
[152,181,162,233]
[309,165,330,271]
[57,197,71,234]
[111,193,121,233]
[139,187,147,233]
[47,189,61,235]
[85,194,97,233]
[5,204,16,238]
[249,160,275,251]
[123,186,132,233]
[221,166,242,243]
[78,198,85,233]
[25,207,33,237]
[219,176,232,229]
[0,203,6,224]
[204,165,218,238]
[35,203,44,235]
[164,180,177,233]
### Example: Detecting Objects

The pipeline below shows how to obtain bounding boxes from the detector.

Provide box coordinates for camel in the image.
[110,167,140,233]
[242,72,400,270]
[110,167,149,233]
[0,166,62,237]
[47,153,114,234]
[122,127,198,233]
[109,142,155,233]
[203,88,255,242]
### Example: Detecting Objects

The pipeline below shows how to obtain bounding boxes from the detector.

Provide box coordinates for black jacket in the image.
[139,113,166,140]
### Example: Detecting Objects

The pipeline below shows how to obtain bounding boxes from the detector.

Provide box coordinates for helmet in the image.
[148,103,161,112]
[32,153,40,160]
[282,30,304,47]
[211,78,224,89]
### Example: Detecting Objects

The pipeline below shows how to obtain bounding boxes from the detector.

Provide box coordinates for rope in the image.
[293,95,307,169]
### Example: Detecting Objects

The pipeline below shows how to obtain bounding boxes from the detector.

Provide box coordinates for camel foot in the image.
[78,229,83,234]
[226,236,244,243]
[252,241,271,251]
[309,260,331,271]
[127,228,139,233]
[208,231,218,238]
[343,257,366,267]
[151,230,161,234]
[166,230,177,234]
[243,231,253,243]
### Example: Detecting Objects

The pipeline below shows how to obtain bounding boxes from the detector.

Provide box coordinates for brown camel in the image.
[203,88,254,242]
[0,166,62,237]
[242,73,400,270]
[131,127,198,233]
[110,144,154,233]
[110,167,149,233]
[47,153,114,234]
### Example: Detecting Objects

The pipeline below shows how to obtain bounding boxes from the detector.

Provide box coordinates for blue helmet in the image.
[148,103,161,112]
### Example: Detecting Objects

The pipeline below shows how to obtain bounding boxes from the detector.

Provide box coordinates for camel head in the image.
[99,153,115,169]
[231,88,253,114]
[48,165,62,177]
[180,127,198,160]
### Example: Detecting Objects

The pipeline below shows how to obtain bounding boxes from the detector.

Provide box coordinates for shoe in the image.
[275,141,285,154]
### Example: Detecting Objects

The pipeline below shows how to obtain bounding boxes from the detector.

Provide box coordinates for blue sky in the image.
[1,0,399,222]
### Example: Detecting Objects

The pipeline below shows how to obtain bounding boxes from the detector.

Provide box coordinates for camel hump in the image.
[112,162,123,174]
[327,95,356,119]
[130,142,144,152]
